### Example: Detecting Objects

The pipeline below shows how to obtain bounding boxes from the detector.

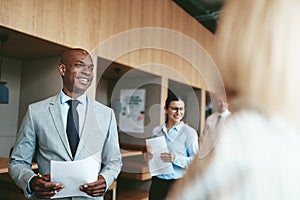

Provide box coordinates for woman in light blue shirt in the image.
[145,94,199,200]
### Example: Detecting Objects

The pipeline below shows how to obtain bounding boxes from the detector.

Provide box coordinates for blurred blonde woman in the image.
[167,0,300,199]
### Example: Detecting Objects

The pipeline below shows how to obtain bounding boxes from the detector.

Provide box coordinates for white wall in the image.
[0,57,22,157]
[0,56,62,157]
[19,57,62,122]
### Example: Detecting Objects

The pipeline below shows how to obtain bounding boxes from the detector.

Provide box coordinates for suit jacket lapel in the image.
[75,98,105,160]
[49,94,73,159]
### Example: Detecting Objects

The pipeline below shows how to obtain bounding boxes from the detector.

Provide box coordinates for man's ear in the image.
[58,63,66,76]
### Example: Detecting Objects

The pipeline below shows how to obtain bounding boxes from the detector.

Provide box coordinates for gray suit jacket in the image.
[9,94,122,200]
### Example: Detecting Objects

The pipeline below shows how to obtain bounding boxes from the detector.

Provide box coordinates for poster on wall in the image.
[119,89,146,133]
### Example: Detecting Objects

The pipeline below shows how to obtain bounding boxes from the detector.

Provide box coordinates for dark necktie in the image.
[215,115,222,131]
[66,100,80,157]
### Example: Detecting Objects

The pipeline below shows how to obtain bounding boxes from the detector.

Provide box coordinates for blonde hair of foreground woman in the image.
[166,0,300,199]
[217,0,300,129]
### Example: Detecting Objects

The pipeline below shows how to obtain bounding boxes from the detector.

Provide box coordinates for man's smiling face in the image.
[59,49,94,97]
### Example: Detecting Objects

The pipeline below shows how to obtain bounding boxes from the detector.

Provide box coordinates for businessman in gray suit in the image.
[9,48,122,199]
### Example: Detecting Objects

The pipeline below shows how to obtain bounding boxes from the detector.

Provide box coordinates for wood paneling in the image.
[0,0,214,91]
[0,0,101,50]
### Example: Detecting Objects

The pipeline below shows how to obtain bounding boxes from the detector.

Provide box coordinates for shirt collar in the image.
[218,109,230,118]
[60,90,87,105]
[162,121,184,133]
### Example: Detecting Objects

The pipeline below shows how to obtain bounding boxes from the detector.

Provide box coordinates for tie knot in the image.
[67,99,80,108]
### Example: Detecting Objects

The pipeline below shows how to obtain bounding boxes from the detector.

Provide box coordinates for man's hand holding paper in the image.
[29,174,64,199]
[79,175,106,197]
[51,155,100,198]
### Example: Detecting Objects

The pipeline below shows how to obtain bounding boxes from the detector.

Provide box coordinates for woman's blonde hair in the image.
[215,0,300,130]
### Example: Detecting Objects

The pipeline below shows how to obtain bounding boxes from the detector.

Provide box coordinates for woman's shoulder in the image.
[152,125,164,137]
[181,123,198,137]
[153,125,162,132]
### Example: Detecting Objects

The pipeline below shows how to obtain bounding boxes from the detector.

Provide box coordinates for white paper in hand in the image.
[145,136,174,176]
[51,155,99,198]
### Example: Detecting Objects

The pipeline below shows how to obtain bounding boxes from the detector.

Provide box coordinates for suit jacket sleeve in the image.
[8,106,37,196]
[99,109,122,189]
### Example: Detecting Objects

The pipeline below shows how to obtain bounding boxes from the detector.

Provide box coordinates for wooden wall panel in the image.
[0,0,215,90]
[0,0,102,49]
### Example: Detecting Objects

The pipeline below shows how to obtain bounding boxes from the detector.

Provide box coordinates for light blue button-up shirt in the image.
[153,121,199,180]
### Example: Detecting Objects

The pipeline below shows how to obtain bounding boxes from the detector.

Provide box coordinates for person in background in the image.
[200,95,230,145]
[145,93,199,200]
[9,48,122,199]
[205,101,213,119]
[166,0,300,199]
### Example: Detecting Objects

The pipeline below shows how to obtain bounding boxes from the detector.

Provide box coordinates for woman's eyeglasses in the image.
[168,107,184,112]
